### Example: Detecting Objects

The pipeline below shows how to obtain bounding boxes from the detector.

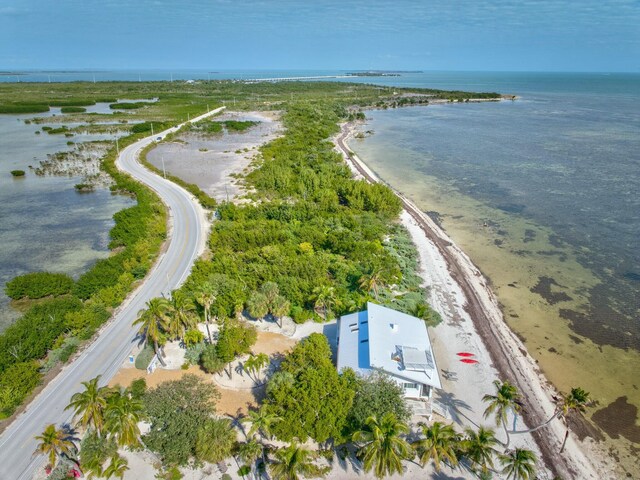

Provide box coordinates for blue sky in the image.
[0,0,638,72]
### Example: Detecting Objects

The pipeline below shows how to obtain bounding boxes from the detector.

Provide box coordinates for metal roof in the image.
[336,302,441,389]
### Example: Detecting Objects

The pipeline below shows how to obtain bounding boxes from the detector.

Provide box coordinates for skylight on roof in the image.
[400,345,434,372]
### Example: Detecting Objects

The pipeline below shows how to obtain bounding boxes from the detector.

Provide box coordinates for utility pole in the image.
[187,113,190,122]
[170,72,173,82]
[116,137,120,154]
[151,123,154,136]
[161,156,166,179]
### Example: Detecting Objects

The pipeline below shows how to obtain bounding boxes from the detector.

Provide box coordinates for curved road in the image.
[0,106,224,480]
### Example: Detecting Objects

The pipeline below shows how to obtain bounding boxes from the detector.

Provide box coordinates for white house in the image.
[336,302,441,400]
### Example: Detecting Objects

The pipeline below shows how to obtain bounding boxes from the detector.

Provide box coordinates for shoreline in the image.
[334,121,610,479]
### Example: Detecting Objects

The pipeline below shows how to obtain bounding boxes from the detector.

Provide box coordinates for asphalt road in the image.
[0,107,224,479]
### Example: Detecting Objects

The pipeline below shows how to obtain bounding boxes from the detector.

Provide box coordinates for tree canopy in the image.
[265,333,354,443]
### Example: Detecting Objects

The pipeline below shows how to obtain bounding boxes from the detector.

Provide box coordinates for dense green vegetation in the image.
[5,272,74,299]
[1,78,496,428]
[10,169,25,177]
[110,102,146,110]
[60,106,86,113]
[49,99,96,107]
[223,119,259,131]
[265,334,354,443]
[0,103,49,113]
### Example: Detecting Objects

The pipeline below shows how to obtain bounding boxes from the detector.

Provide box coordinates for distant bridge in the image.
[241,75,353,83]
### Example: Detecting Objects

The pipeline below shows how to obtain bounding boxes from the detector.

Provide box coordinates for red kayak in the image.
[457,352,475,357]
[460,358,479,364]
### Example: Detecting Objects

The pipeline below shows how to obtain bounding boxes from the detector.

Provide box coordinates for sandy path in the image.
[335,122,610,479]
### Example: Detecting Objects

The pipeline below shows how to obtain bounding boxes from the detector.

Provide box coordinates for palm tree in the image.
[482,380,522,449]
[513,386,592,452]
[103,454,129,479]
[104,389,144,447]
[352,412,412,479]
[269,442,326,480]
[358,266,384,300]
[34,424,75,467]
[65,376,110,434]
[271,295,290,328]
[194,282,216,343]
[311,285,336,321]
[134,297,170,366]
[242,406,282,441]
[558,387,592,453]
[499,448,536,480]
[412,421,460,472]
[247,291,269,320]
[460,426,499,475]
[238,439,264,478]
[166,290,197,341]
[244,353,270,384]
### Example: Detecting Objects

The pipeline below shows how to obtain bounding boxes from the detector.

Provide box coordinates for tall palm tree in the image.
[103,454,129,479]
[134,297,170,366]
[499,448,536,480]
[513,386,592,450]
[311,285,336,321]
[238,439,264,478]
[268,442,326,480]
[166,290,197,341]
[194,282,216,343]
[242,406,282,441]
[104,389,144,447]
[558,387,592,453]
[412,421,460,472]
[352,412,412,479]
[34,424,75,467]
[460,426,499,475]
[244,353,270,384]
[482,380,522,449]
[271,295,290,328]
[65,376,110,434]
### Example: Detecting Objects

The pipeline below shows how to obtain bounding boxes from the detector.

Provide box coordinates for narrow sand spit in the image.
[335,122,612,479]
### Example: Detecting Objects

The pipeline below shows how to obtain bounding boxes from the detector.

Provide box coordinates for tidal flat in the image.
[147,111,282,201]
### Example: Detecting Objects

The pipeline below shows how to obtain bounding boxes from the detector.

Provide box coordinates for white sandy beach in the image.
[335,121,613,479]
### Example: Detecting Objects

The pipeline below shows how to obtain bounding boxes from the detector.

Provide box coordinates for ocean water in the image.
[347,71,640,466]
[0,111,133,330]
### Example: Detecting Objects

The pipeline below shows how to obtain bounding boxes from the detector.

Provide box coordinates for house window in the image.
[403,382,418,390]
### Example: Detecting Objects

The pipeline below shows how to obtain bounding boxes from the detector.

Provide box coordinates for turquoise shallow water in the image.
[351,72,640,350]
[0,112,133,330]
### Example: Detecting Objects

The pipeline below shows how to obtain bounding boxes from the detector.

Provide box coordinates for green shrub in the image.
[223,120,258,132]
[128,378,147,399]
[0,361,42,417]
[184,342,206,365]
[135,344,156,370]
[74,183,95,192]
[46,126,69,135]
[0,297,82,373]
[110,102,145,110]
[10,170,25,177]
[60,106,86,113]
[73,251,129,299]
[0,104,49,114]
